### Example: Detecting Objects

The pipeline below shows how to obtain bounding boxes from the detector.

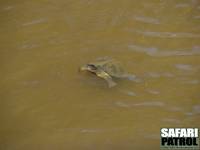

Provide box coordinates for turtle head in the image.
[79,64,98,73]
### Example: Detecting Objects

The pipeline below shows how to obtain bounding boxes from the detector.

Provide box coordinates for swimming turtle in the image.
[79,57,138,88]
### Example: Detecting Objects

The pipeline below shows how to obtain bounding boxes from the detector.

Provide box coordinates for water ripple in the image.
[185,105,200,116]
[133,15,160,25]
[175,64,195,71]
[175,3,190,8]
[192,105,200,114]
[22,18,47,26]
[162,118,181,124]
[145,72,174,78]
[128,44,200,57]
[181,80,200,85]
[120,90,137,96]
[115,101,165,108]
[2,6,14,11]
[134,101,165,107]
[147,89,160,95]
[80,127,127,133]
[194,16,200,19]
[136,30,200,38]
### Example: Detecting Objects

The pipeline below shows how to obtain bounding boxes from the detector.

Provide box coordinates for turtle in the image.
[79,57,138,88]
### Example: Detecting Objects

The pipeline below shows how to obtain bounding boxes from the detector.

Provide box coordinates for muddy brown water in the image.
[0,0,200,149]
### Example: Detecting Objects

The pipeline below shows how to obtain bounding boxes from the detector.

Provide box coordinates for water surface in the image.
[0,0,200,149]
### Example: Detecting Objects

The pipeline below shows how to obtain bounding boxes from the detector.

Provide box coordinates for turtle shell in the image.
[89,58,126,78]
